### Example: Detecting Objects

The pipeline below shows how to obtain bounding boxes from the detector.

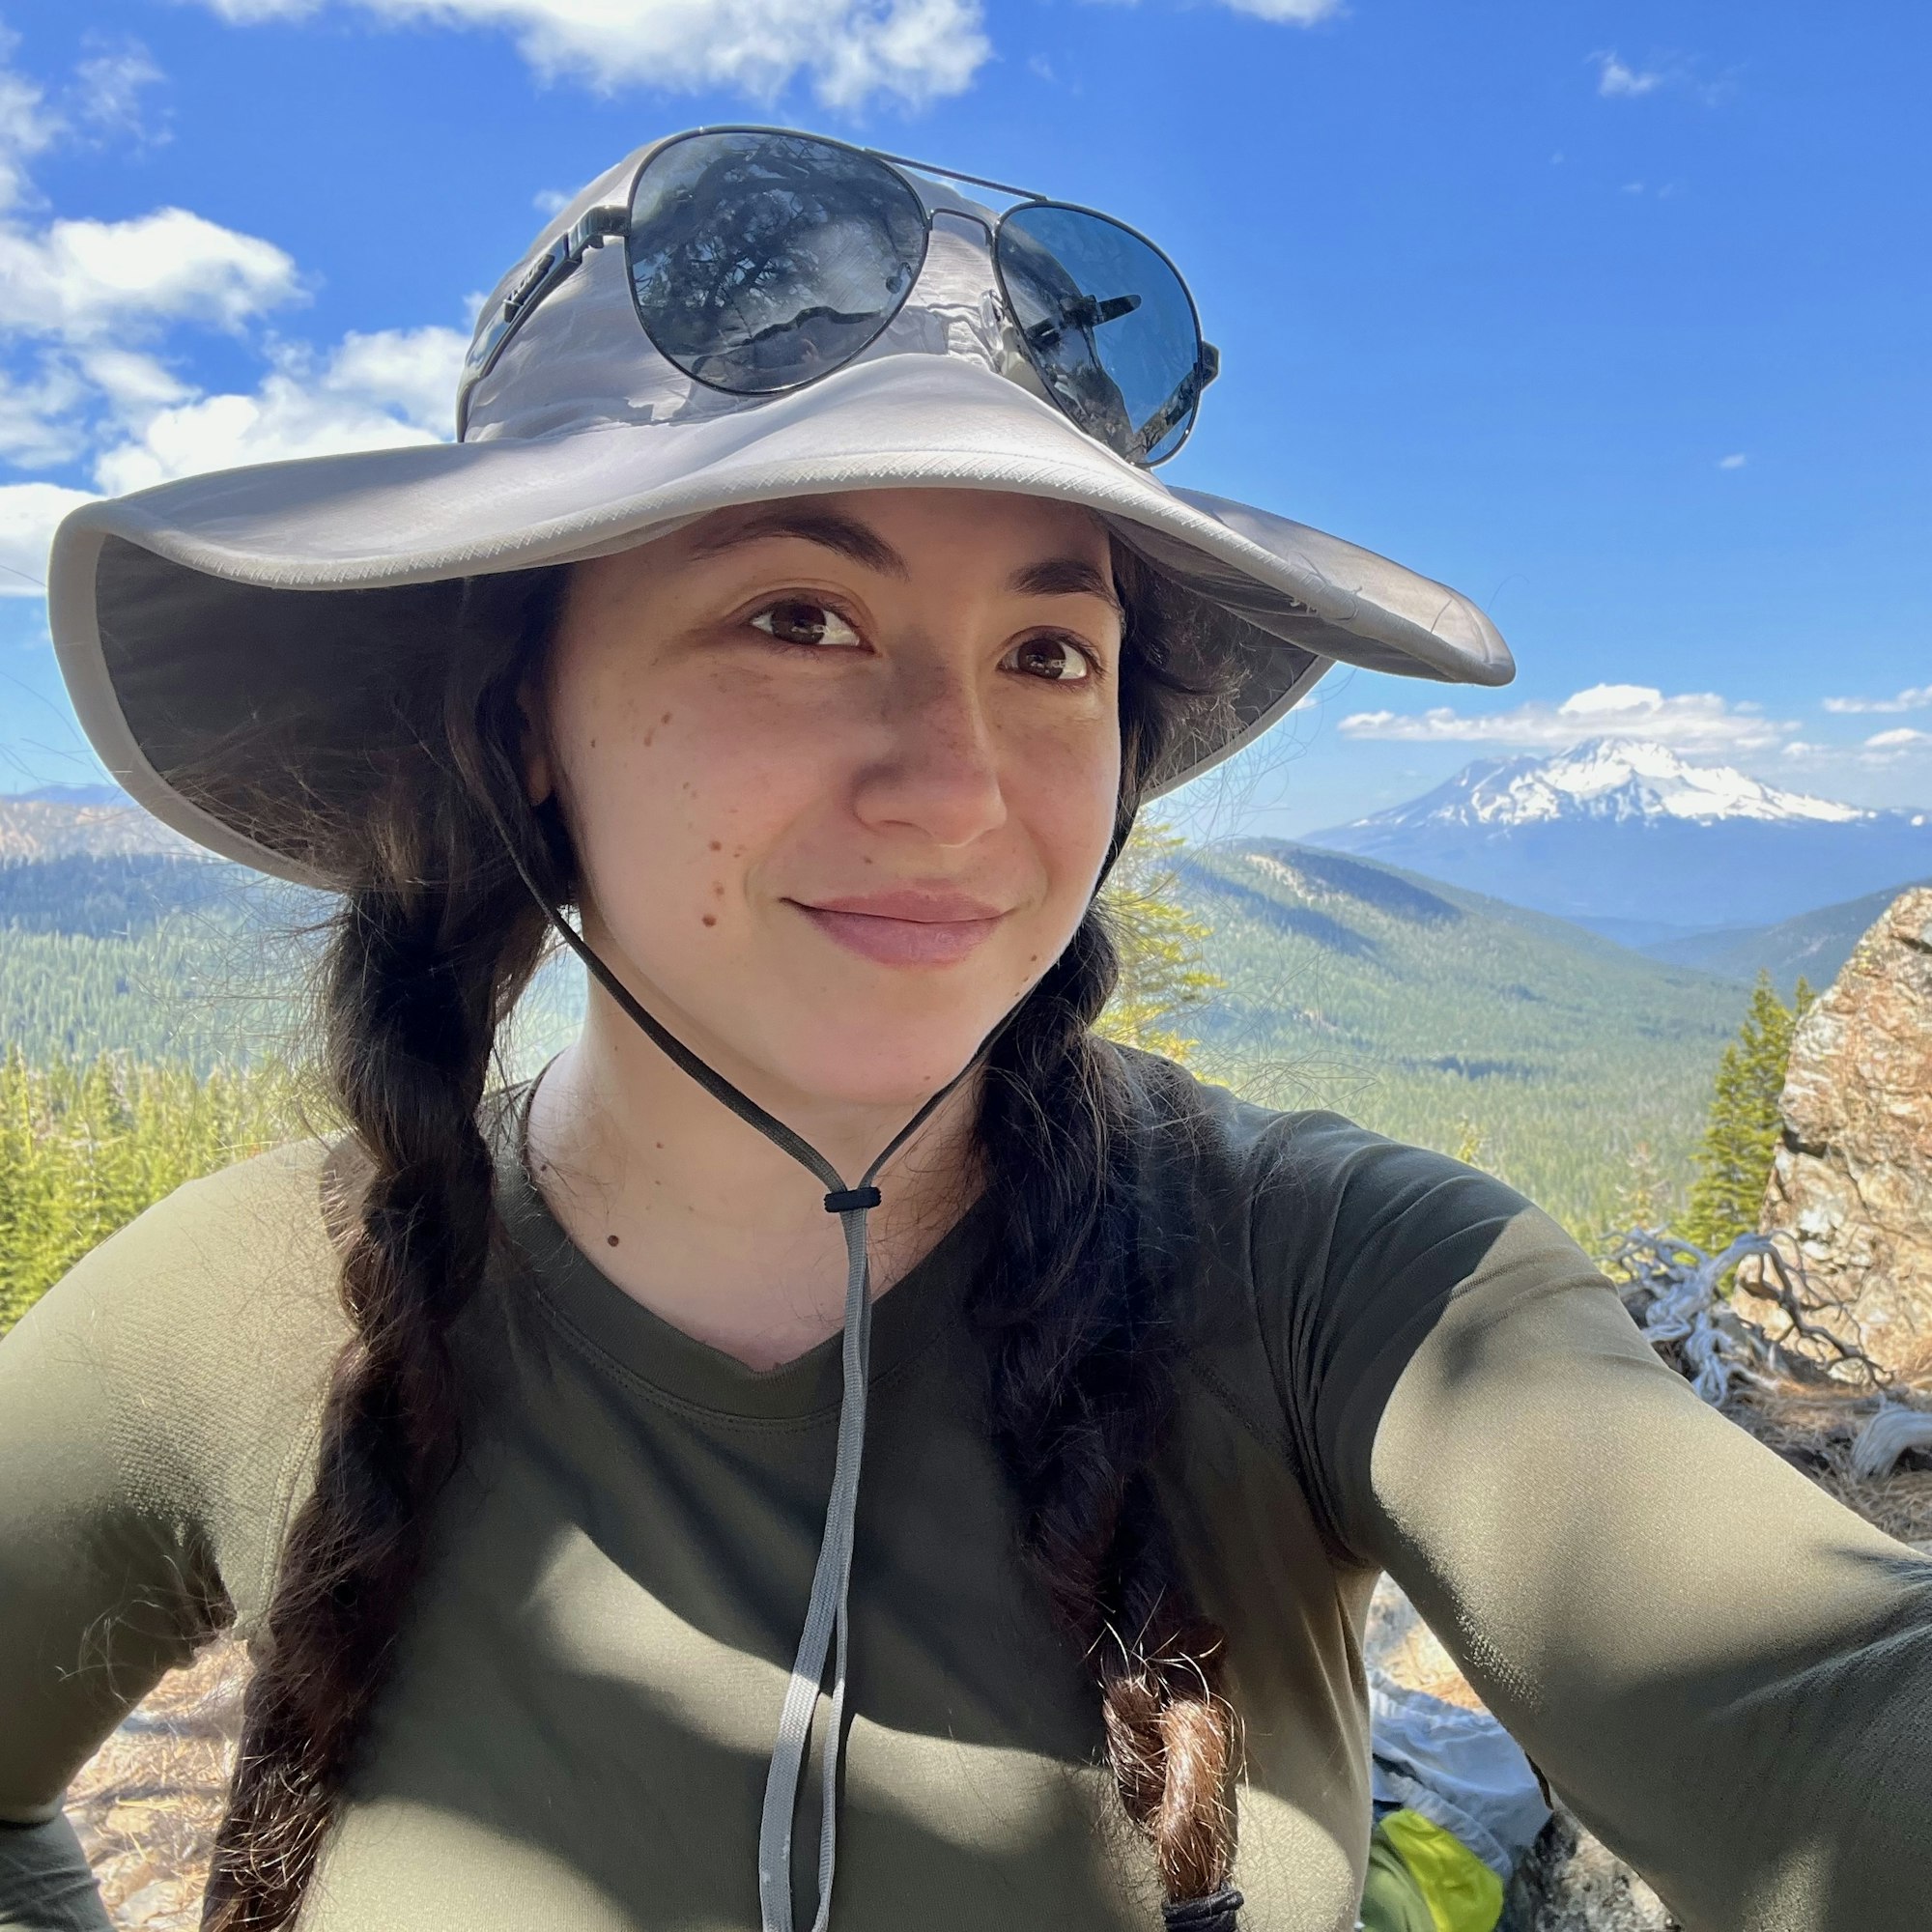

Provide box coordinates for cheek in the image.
[1013,713,1122,882]
[553,659,834,947]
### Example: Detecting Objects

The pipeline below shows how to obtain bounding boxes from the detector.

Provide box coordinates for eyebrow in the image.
[686,507,1122,612]
[685,509,909,578]
[1008,555,1122,612]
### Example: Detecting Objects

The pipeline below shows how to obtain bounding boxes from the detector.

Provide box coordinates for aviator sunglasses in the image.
[457,126,1221,466]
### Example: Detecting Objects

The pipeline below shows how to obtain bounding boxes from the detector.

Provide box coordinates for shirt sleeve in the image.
[1254,1119,1932,1931]
[0,1820,112,1932]
[0,1143,343,1929]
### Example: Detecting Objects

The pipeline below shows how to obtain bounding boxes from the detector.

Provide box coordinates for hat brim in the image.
[49,355,1511,887]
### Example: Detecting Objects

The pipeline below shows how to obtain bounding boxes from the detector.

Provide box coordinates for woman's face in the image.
[536,488,1125,1110]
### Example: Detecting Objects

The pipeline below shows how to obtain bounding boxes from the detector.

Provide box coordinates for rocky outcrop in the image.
[1747,888,1932,1367]
[1501,1810,1679,1931]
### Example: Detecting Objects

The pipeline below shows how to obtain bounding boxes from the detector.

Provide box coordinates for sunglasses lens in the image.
[626,131,928,395]
[995,205,1205,464]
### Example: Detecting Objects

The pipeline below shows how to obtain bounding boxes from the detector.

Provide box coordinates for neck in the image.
[523,976,986,1372]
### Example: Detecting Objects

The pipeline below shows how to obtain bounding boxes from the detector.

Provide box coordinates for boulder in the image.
[1747,888,1932,1367]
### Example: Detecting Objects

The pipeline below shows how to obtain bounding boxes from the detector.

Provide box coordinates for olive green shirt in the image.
[4,1058,1930,1930]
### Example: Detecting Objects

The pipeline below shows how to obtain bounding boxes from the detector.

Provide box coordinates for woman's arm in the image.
[0,1819,112,1932]
[0,1240,229,1930]
[0,1143,344,1932]
[1268,1128,1932,1930]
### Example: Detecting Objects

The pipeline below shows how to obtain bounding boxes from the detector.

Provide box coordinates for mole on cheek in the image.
[662,711,672,724]
[702,914,718,927]
[709,839,722,852]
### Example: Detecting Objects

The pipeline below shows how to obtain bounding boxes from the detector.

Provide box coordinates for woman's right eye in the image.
[749,600,863,649]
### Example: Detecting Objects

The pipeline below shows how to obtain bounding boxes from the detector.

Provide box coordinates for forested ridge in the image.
[0,834,1765,1332]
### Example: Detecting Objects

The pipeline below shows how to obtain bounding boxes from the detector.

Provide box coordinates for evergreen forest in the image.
[0,834,1789,1334]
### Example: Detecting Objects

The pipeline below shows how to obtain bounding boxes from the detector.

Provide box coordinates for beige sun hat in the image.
[46,127,1513,889]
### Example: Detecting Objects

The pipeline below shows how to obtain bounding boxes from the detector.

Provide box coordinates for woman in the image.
[3,128,1928,1932]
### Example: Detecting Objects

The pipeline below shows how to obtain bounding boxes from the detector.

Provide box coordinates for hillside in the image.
[0,807,1747,1240]
[1641,876,1932,996]
[1181,839,1744,1234]
[1308,738,1932,928]
[0,790,192,863]
[0,850,582,1074]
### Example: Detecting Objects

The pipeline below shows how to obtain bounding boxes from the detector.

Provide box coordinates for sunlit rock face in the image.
[1750,888,1932,1369]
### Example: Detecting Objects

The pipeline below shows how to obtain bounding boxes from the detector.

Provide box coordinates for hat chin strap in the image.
[508,862,1000,1932]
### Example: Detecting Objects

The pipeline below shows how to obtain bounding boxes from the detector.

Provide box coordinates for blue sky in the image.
[1,0,1926,838]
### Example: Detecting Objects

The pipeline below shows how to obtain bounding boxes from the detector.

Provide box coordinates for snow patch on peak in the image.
[1407,738,1869,831]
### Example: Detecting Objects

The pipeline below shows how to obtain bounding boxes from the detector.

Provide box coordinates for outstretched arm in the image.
[1354,1198,1932,1928]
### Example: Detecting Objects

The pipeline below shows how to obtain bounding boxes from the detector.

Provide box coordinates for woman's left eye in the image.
[750,600,863,649]
[1007,635,1094,682]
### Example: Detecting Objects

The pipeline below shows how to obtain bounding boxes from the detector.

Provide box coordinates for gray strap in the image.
[758,1201,874,1932]
[502,868,1011,1932]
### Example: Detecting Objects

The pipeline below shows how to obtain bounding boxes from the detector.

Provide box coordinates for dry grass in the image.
[66,1639,248,1930]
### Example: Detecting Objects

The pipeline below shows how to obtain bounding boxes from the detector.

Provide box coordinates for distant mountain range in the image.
[0,786,189,863]
[1639,878,1932,997]
[1307,739,1932,930]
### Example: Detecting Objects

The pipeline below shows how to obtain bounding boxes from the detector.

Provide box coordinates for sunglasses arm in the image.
[1135,342,1220,463]
[457,205,630,437]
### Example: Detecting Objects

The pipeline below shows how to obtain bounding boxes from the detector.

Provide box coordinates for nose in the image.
[849,650,1008,850]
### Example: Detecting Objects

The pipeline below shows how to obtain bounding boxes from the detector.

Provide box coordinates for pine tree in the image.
[0,1051,302,1334]
[1095,819,1225,1065]
[1683,972,1815,1256]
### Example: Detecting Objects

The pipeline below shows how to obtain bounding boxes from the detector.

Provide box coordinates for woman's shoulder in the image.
[5,1136,355,1469]
[1107,1040,1529,1243]
[0,1138,359,1634]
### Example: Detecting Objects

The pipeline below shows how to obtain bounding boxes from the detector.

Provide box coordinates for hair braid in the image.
[972,916,1241,1910]
[200,577,562,1931]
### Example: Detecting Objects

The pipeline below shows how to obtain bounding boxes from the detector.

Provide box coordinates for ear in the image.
[518,680,554,807]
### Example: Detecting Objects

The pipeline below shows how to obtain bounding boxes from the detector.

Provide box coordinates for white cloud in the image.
[78,348,195,414]
[1718,452,1747,469]
[71,36,169,145]
[91,326,467,495]
[531,186,571,215]
[0,481,97,597]
[0,207,300,341]
[1824,684,1932,716]
[1339,682,1796,754]
[0,31,61,213]
[1217,0,1342,21]
[193,0,992,108]
[319,326,468,435]
[1594,50,1664,97]
[0,361,91,468]
[1863,727,1932,753]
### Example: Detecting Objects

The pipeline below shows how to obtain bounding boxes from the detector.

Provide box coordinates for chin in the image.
[763,1016,1003,1112]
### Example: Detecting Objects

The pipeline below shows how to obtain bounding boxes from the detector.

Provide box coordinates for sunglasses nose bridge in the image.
[929,206,997,246]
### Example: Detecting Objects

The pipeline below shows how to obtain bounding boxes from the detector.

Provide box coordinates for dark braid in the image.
[973,563,1242,1907]
[200,574,567,1930]
[197,542,1242,1928]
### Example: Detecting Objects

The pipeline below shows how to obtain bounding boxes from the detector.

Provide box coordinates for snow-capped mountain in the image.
[1307,739,1932,930]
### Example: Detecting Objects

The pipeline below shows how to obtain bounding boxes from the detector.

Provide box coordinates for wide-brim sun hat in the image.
[47,129,1514,889]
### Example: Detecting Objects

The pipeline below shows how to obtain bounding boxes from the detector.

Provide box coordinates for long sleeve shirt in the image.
[4,1058,1929,1930]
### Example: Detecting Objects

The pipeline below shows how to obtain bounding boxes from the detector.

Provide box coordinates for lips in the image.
[789,888,1009,967]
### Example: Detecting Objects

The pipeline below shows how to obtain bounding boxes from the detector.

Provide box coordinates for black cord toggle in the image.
[823,1185,883,1214]
[1161,1888,1243,1930]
